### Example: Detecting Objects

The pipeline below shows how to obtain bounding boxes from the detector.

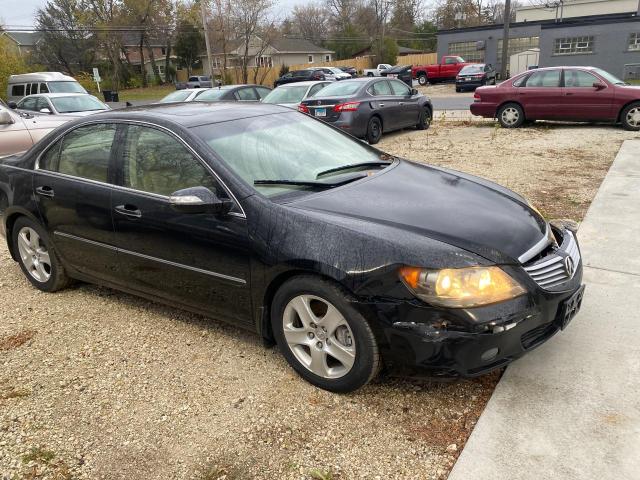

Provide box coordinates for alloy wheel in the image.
[501,107,520,126]
[17,226,51,283]
[626,107,640,128]
[282,294,356,379]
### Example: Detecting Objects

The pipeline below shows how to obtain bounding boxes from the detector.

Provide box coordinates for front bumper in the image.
[356,227,585,377]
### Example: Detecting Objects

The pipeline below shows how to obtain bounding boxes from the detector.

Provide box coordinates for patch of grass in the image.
[118,84,175,102]
[0,329,36,351]
[309,468,334,480]
[627,79,640,85]
[22,447,55,464]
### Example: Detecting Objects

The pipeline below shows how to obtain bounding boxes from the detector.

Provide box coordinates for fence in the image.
[395,53,437,66]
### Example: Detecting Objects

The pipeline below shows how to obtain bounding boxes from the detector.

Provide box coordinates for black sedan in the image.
[0,103,584,392]
[455,63,497,92]
[193,84,272,102]
[300,77,432,144]
[338,66,358,77]
[274,69,326,87]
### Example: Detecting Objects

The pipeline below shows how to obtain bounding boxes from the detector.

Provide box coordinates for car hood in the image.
[287,160,546,264]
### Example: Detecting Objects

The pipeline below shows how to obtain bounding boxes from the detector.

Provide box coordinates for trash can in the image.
[102,90,112,102]
[111,91,119,102]
[381,65,413,87]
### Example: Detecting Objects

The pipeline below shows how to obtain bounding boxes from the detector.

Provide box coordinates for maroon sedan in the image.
[470,66,640,130]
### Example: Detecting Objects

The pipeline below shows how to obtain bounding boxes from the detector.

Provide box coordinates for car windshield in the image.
[262,85,309,104]
[194,88,230,101]
[311,81,361,97]
[51,95,107,113]
[159,90,193,103]
[193,112,388,198]
[329,68,344,74]
[459,65,484,74]
[47,81,86,94]
[593,68,626,85]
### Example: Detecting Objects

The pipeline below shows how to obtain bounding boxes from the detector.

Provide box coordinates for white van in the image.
[7,72,87,103]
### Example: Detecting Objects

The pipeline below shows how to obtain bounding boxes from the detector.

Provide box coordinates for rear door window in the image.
[370,81,392,96]
[235,88,259,101]
[524,70,561,87]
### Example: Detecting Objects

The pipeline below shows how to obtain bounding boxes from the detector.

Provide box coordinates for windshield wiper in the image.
[315,161,392,179]
[254,174,367,190]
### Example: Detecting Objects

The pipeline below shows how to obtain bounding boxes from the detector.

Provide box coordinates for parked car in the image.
[307,67,351,81]
[194,84,272,102]
[381,65,413,87]
[261,81,330,109]
[338,66,358,77]
[0,103,75,157]
[274,69,326,87]
[175,75,214,90]
[12,93,109,116]
[455,64,497,92]
[299,77,432,144]
[157,88,211,103]
[0,102,585,392]
[363,64,392,77]
[412,55,477,86]
[471,66,640,130]
[7,72,87,103]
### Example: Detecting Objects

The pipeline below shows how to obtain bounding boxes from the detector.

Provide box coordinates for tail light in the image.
[298,104,309,113]
[334,102,360,112]
[473,92,481,102]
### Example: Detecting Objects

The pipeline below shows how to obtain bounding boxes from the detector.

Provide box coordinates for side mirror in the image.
[0,110,15,125]
[39,108,52,114]
[169,186,233,215]
[593,82,606,90]
[410,88,418,95]
[8,101,17,109]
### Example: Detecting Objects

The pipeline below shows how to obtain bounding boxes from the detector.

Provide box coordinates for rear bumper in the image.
[456,80,483,89]
[470,102,497,118]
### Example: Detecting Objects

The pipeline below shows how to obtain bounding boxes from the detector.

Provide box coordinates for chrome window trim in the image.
[518,223,553,264]
[34,118,247,219]
[54,231,247,285]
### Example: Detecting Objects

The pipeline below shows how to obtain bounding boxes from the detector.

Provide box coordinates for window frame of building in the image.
[447,41,484,62]
[325,54,330,62]
[628,33,640,52]
[308,54,314,63]
[255,55,273,68]
[553,36,594,56]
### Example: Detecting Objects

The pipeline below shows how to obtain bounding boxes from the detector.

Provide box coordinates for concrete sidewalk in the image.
[448,140,640,480]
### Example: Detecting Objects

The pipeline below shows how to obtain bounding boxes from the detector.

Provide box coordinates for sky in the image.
[0,0,303,29]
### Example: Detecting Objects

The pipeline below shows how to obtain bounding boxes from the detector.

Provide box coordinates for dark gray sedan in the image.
[194,84,272,102]
[299,78,432,144]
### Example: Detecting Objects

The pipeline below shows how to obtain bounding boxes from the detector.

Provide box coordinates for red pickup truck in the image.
[412,56,476,85]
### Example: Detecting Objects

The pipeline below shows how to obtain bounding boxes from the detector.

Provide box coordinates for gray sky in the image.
[1,0,302,29]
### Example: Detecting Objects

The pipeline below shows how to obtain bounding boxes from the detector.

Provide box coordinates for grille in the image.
[523,231,580,289]
[521,322,558,349]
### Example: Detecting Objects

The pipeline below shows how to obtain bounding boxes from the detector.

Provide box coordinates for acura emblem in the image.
[564,256,575,276]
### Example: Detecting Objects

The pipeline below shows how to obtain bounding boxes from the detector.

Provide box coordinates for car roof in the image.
[9,72,77,83]
[277,81,327,87]
[78,102,290,128]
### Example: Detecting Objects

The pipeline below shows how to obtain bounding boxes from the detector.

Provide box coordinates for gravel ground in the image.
[1,122,635,480]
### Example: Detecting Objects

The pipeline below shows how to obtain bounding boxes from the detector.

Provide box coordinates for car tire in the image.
[367,72,374,77]
[418,74,428,86]
[416,107,431,130]
[498,103,525,128]
[11,217,71,292]
[455,87,462,93]
[271,276,381,393]
[620,102,640,131]
[365,116,383,144]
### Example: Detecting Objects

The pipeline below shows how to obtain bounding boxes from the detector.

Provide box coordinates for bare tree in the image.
[232,0,274,83]
[290,3,329,46]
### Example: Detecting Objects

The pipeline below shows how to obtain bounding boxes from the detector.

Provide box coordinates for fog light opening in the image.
[481,347,499,362]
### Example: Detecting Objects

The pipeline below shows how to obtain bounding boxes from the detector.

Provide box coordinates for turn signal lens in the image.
[298,104,310,114]
[473,92,481,102]
[399,266,525,308]
[334,101,360,112]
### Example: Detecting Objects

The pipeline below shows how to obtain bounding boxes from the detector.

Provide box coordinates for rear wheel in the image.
[366,116,383,144]
[416,107,431,130]
[366,72,374,77]
[498,103,525,128]
[417,73,428,86]
[271,276,381,392]
[455,86,462,93]
[12,217,71,292]
[620,102,640,131]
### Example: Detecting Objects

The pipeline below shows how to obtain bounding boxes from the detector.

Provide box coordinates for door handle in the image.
[114,204,142,218]
[565,92,575,96]
[35,185,54,198]
[399,102,405,105]
[379,103,385,107]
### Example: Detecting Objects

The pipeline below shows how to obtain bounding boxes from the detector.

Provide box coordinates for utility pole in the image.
[201,0,214,78]
[500,0,511,80]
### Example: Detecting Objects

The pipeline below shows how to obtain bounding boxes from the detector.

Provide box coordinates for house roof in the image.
[2,31,43,46]
[398,46,425,54]
[271,37,333,54]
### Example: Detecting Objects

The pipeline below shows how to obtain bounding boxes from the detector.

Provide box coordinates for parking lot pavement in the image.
[448,140,640,480]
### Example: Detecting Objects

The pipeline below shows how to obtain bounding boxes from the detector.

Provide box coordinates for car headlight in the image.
[399,266,526,308]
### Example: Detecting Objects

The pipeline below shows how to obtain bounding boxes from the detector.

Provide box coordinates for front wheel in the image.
[417,74,428,86]
[12,217,71,292]
[416,107,431,130]
[498,103,525,128]
[620,102,640,131]
[366,116,383,144]
[271,276,381,392]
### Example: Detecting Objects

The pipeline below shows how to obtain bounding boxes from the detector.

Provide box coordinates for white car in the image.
[158,88,211,103]
[13,93,109,117]
[363,64,393,77]
[306,67,351,82]
[327,67,352,80]
[261,81,331,109]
